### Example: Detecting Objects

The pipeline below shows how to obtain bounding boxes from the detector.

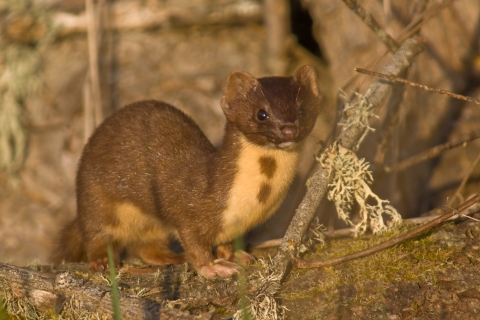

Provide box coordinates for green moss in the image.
[0,300,10,320]
[0,289,43,320]
[281,222,456,314]
[411,300,421,314]
[216,307,229,317]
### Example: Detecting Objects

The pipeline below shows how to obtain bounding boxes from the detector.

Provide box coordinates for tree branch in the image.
[341,0,399,53]
[273,37,425,279]
[356,68,480,106]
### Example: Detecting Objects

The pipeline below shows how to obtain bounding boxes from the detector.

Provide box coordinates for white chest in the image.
[215,137,300,244]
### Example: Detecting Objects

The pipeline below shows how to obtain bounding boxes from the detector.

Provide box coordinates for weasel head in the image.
[220,65,322,150]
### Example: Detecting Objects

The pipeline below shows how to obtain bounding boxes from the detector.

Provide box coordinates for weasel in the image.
[52,65,322,278]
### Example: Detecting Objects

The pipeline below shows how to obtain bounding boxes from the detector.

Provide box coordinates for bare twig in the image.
[355,68,480,106]
[339,0,453,91]
[293,194,480,269]
[273,37,425,280]
[384,129,480,173]
[341,0,399,53]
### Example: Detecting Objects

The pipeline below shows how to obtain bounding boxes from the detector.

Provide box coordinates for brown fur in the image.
[53,65,322,277]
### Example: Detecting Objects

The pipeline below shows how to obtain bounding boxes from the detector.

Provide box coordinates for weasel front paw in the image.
[88,257,108,272]
[199,259,240,279]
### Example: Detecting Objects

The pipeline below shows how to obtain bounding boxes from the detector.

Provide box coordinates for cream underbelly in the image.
[105,202,172,244]
[216,136,300,245]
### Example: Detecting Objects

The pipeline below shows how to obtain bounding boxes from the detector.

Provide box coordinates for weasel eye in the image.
[257,109,269,121]
[299,106,305,115]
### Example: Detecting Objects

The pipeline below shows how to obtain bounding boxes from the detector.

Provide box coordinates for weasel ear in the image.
[293,65,320,97]
[221,71,259,114]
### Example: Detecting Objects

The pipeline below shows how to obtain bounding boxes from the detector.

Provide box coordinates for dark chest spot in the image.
[257,182,272,204]
[258,156,277,180]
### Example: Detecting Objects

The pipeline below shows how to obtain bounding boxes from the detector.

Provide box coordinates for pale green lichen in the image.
[338,91,378,150]
[234,258,287,320]
[318,143,402,236]
[0,0,55,179]
[302,217,326,252]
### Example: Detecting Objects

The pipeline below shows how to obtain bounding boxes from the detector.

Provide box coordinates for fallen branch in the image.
[292,194,480,269]
[250,200,480,248]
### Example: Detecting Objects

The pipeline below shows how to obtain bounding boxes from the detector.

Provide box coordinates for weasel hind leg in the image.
[85,238,122,272]
[130,241,186,265]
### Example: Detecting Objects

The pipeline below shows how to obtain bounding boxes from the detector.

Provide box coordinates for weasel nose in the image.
[281,125,297,141]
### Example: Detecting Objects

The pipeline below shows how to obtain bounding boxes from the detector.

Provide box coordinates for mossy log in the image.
[1,216,480,319]
[0,262,243,319]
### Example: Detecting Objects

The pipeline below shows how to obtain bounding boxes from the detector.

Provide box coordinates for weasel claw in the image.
[88,257,119,272]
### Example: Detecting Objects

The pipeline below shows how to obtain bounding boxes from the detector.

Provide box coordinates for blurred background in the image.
[0,0,479,266]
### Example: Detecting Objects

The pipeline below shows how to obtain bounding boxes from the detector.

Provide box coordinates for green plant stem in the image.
[107,243,121,320]
[234,236,252,320]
